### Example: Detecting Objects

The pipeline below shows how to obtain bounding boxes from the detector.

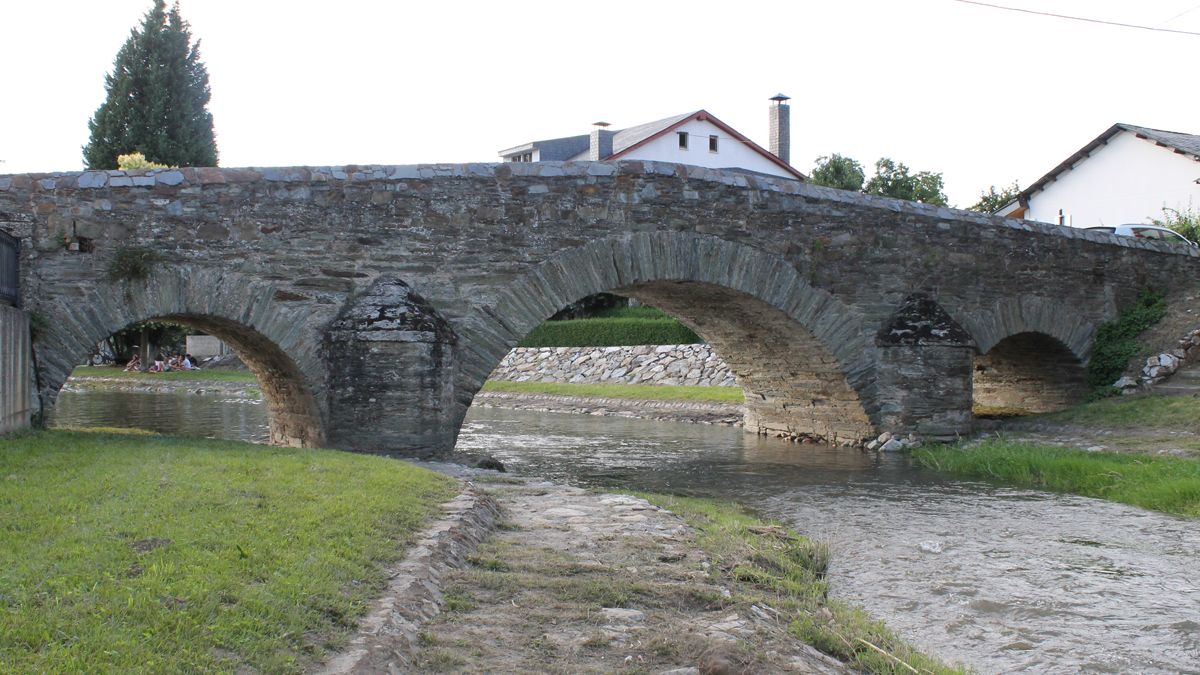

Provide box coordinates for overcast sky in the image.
[2,0,1198,206]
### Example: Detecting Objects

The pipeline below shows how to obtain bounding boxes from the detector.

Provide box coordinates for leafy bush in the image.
[116,152,168,171]
[1086,289,1166,393]
[519,318,701,347]
[1151,206,1200,244]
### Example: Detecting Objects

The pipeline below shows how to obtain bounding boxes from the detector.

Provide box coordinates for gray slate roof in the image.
[1120,123,1200,159]
[499,112,697,161]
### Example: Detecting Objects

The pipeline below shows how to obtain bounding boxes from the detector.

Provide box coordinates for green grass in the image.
[915,440,1200,517]
[638,494,963,674]
[1036,393,1200,431]
[71,365,257,383]
[481,380,744,403]
[518,317,700,348]
[0,429,457,673]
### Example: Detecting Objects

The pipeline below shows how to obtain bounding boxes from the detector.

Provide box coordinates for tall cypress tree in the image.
[83,0,218,169]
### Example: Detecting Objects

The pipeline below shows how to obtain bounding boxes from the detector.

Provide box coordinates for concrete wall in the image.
[1027,130,1200,227]
[186,335,229,358]
[0,305,33,434]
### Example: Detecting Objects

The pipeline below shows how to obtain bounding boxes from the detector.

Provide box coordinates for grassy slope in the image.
[0,430,456,673]
[481,379,744,403]
[1036,393,1200,431]
[640,494,963,674]
[916,440,1200,517]
[71,365,257,383]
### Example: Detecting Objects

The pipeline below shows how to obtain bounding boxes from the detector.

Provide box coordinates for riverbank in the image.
[0,430,958,673]
[0,429,456,673]
[342,465,959,674]
[66,366,260,398]
[919,393,1200,517]
[473,390,744,427]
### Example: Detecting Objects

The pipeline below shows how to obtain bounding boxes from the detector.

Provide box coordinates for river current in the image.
[50,387,1200,673]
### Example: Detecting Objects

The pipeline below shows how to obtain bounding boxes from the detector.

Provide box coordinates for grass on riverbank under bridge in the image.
[916,440,1200,517]
[70,365,257,383]
[480,379,745,403]
[0,429,456,673]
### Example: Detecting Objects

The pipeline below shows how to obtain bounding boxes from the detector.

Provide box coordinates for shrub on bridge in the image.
[1086,289,1166,395]
[518,317,701,347]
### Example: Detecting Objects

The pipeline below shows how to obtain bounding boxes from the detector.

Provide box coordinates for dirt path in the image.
[323,472,849,674]
[411,478,848,674]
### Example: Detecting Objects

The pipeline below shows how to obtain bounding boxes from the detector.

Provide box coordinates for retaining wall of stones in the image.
[0,305,33,434]
[489,344,737,387]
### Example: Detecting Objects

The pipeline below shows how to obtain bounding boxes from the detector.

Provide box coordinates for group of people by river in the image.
[123,352,199,373]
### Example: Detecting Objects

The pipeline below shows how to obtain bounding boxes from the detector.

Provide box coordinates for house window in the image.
[709,135,719,153]
[508,152,533,163]
[677,132,688,150]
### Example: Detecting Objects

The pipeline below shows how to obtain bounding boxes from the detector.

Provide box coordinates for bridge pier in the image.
[325,278,462,457]
[872,294,976,441]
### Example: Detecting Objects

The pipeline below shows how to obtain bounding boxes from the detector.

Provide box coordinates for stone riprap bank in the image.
[4,161,1199,454]
[490,344,736,387]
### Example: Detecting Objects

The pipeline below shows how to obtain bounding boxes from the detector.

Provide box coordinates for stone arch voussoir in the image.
[961,295,1096,362]
[460,231,880,445]
[32,265,329,447]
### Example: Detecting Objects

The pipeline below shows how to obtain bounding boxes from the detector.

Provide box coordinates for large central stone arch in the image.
[454,231,878,446]
[33,266,327,447]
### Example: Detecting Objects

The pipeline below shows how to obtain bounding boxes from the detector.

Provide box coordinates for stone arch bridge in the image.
[2,162,1196,455]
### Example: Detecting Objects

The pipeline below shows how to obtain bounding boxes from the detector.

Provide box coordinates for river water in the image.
[49,388,1200,673]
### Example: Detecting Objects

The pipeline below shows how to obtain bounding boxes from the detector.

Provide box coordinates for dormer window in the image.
[709,135,719,153]
[677,132,688,150]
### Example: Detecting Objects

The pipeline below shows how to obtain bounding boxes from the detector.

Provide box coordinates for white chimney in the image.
[589,122,614,161]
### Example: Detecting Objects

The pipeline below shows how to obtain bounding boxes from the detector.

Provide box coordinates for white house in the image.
[498,95,804,180]
[998,123,1200,227]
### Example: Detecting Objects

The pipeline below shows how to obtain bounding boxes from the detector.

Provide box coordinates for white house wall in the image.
[1027,130,1200,227]
[623,119,792,178]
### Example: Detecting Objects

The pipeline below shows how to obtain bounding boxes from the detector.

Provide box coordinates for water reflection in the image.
[52,386,269,442]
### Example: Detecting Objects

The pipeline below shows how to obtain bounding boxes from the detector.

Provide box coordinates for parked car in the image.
[1084,224,1197,247]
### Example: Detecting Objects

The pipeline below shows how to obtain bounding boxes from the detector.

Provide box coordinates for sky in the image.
[2,0,1199,207]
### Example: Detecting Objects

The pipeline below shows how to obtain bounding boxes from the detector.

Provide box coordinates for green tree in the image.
[970,181,1021,213]
[863,158,949,206]
[83,0,217,170]
[808,154,865,192]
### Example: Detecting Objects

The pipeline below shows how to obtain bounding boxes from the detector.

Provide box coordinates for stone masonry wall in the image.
[7,161,1200,453]
[0,305,33,434]
[489,344,736,387]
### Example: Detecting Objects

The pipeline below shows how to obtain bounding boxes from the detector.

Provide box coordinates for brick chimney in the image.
[768,94,791,164]
[589,122,614,161]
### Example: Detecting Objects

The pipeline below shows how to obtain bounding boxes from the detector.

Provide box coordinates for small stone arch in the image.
[958,297,1093,414]
[960,296,1095,363]
[457,231,879,445]
[31,266,327,447]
